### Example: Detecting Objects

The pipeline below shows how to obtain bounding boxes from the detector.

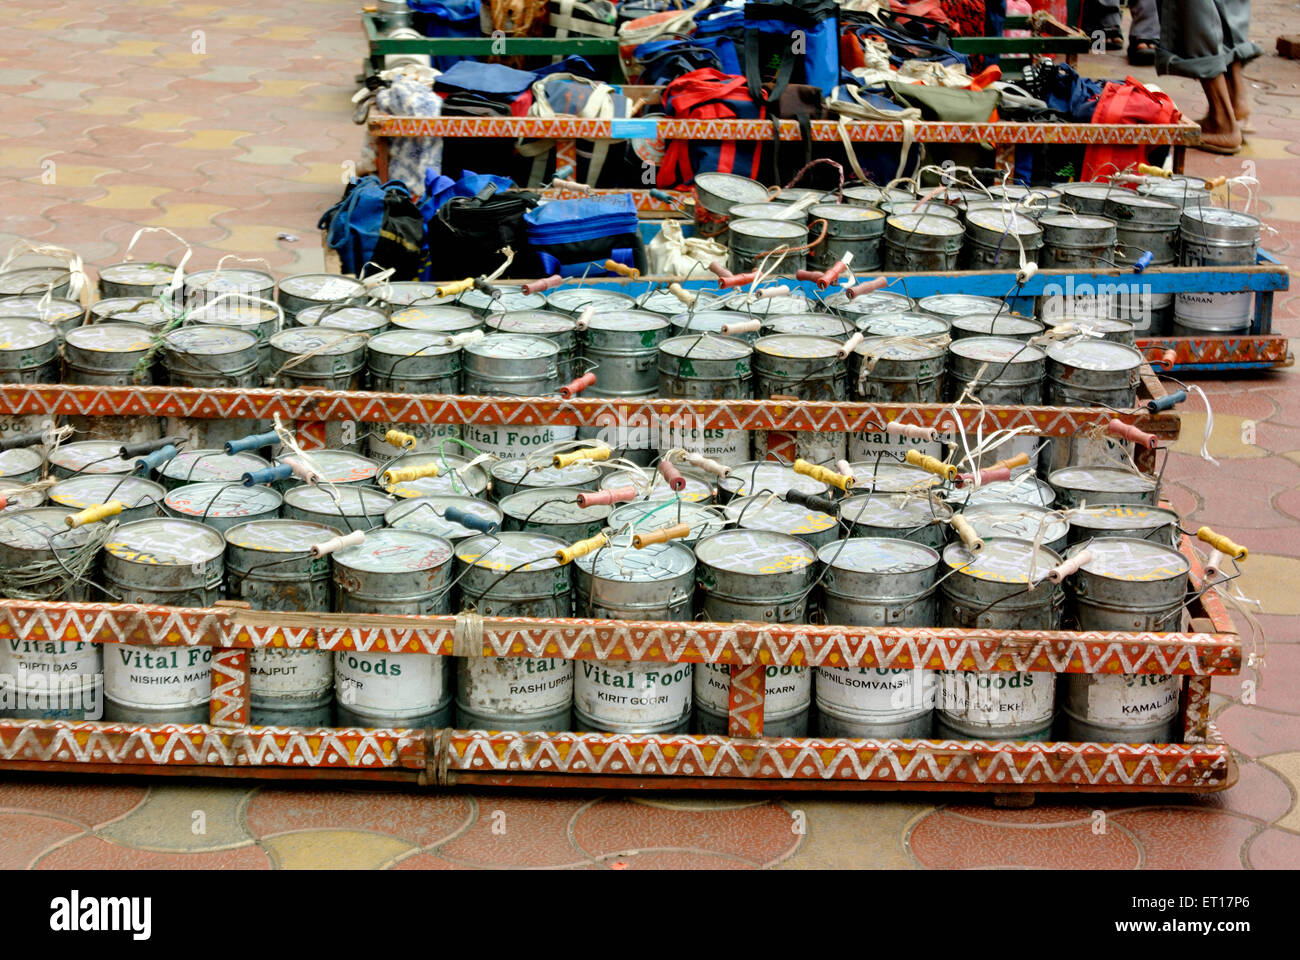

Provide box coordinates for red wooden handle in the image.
[718,271,758,289]
[522,274,563,294]
[559,372,597,399]
[1107,418,1158,449]
[657,460,685,491]
[817,260,849,288]
[845,276,888,299]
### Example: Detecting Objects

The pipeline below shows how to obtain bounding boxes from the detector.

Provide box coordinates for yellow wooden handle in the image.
[604,259,640,278]
[384,429,416,450]
[905,450,958,481]
[1197,527,1247,560]
[556,532,609,564]
[553,446,611,468]
[793,458,855,492]
[950,513,984,552]
[1137,163,1170,178]
[1204,176,1227,189]
[992,452,1029,471]
[435,277,474,297]
[381,462,439,486]
[66,501,123,527]
[633,523,690,548]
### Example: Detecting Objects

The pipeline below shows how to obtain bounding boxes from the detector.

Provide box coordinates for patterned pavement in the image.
[0,0,1297,869]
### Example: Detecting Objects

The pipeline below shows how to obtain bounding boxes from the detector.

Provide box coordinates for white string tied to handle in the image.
[0,242,90,304]
[1220,174,1259,214]
[272,414,339,503]
[188,291,284,327]
[214,253,274,277]
[485,246,514,284]
[1186,383,1218,466]
[361,266,397,289]
[122,226,193,296]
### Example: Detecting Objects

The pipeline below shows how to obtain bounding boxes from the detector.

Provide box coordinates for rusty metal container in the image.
[455,530,574,731]
[936,537,1063,740]
[223,518,337,720]
[101,518,225,723]
[573,531,696,735]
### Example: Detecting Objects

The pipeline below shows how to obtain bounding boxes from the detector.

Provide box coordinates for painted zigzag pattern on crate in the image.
[445,728,1230,787]
[0,385,1167,436]
[0,718,1228,785]
[0,602,1239,676]
[0,721,420,769]
[369,115,1201,146]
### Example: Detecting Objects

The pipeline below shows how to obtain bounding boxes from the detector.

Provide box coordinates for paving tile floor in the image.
[0,0,1297,869]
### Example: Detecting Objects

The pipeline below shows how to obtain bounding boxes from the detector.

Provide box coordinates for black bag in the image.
[372,187,426,280]
[742,0,833,186]
[635,39,724,85]
[437,92,532,183]
[764,81,831,186]
[426,188,542,280]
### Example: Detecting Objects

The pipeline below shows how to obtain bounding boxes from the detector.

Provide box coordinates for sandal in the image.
[1105,29,1123,51]
[1128,38,1156,66]
[1194,133,1243,156]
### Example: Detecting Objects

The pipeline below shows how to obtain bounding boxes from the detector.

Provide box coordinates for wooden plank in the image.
[1136,335,1294,371]
[0,720,1236,793]
[440,729,1233,789]
[0,383,1180,437]
[368,113,1203,146]
[0,720,425,770]
[0,592,1241,676]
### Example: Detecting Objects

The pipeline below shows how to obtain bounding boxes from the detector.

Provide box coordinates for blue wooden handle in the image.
[1146,389,1186,412]
[242,464,294,486]
[445,505,499,534]
[134,444,178,475]
[225,431,281,455]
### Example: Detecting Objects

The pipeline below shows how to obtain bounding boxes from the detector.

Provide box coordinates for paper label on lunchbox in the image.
[336,650,444,714]
[662,427,749,467]
[249,648,333,700]
[104,646,213,708]
[459,658,573,716]
[575,661,692,727]
[938,671,1055,726]
[696,663,810,717]
[1084,674,1179,725]
[816,666,936,718]
[849,432,942,461]
[462,424,576,460]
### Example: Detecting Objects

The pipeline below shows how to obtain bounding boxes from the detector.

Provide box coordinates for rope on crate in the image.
[451,609,485,658]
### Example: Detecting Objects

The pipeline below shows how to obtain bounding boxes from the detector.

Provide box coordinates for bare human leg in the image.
[1195,72,1242,154]
[1227,60,1253,132]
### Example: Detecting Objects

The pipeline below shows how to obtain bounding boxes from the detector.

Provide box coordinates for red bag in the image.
[890,0,958,31]
[840,31,866,71]
[1082,77,1182,182]
[658,69,766,190]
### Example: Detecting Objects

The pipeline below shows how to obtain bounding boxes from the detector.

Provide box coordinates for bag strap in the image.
[520,73,615,187]
[744,29,796,111]
[835,115,868,183]
[670,74,755,115]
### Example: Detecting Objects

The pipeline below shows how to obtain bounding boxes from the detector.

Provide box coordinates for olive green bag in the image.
[885,82,1001,172]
